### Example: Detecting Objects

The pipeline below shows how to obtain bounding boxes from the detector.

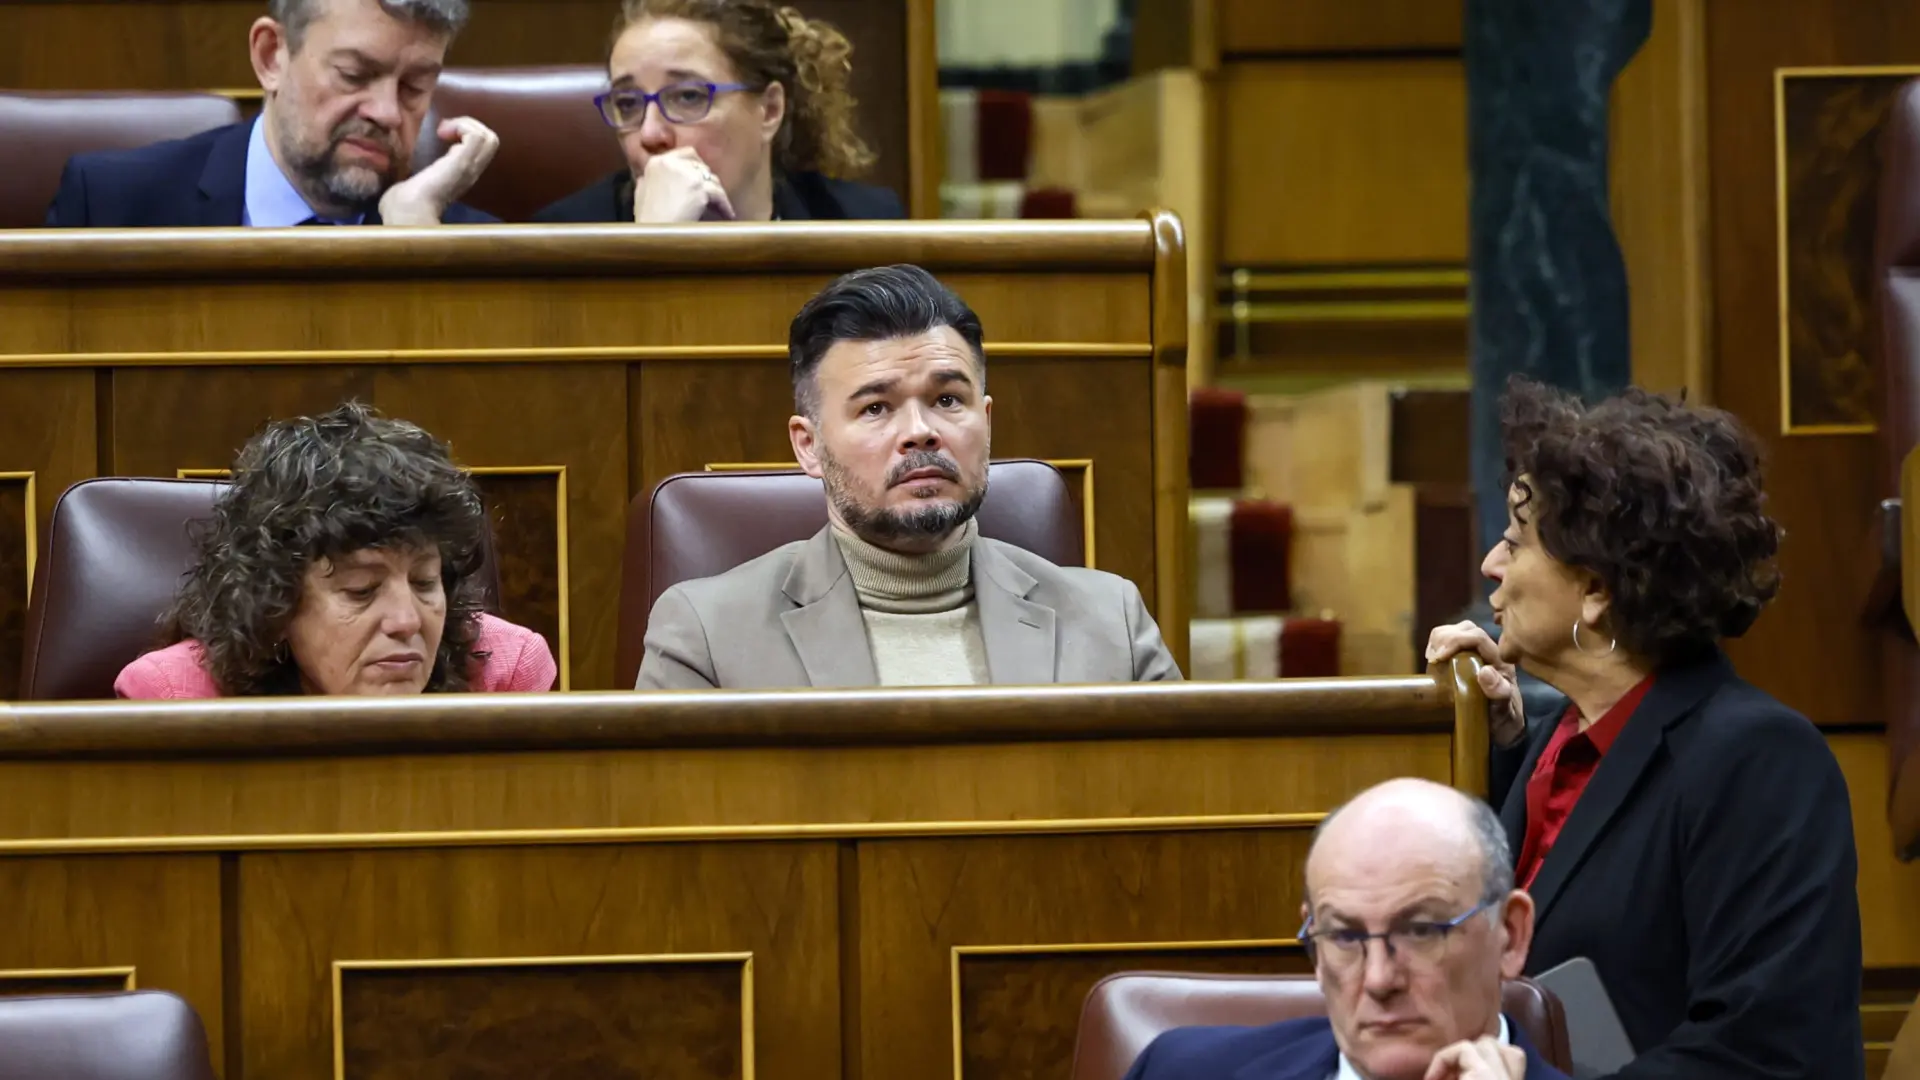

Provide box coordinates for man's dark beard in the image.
[823,447,988,545]
[289,120,402,212]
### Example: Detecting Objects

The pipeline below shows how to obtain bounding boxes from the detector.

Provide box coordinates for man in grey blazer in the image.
[635,264,1183,689]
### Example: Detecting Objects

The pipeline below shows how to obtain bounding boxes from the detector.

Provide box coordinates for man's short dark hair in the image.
[271,0,470,51]
[787,264,986,417]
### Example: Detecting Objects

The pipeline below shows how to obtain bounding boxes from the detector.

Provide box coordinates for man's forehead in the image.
[818,331,979,383]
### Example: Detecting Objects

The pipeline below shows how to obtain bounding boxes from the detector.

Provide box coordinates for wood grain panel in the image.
[0,856,223,1067]
[338,958,747,1080]
[0,732,1455,846]
[38,275,1148,359]
[1610,0,1712,400]
[1703,0,1920,726]
[0,477,29,701]
[0,369,95,531]
[957,945,1308,1080]
[1215,0,1464,54]
[0,370,96,700]
[635,359,797,495]
[240,843,837,1080]
[472,471,564,678]
[1218,59,1468,267]
[988,358,1158,609]
[857,829,1314,1080]
[0,2,255,90]
[109,366,376,475]
[376,364,626,689]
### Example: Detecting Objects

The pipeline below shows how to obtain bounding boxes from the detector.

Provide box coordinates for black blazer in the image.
[1493,650,1864,1079]
[43,122,496,228]
[530,167,905,223]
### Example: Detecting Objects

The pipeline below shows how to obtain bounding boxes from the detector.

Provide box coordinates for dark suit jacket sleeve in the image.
[44,159,92,226]
[1118,1035,1156,1080]
[441,201,499,224]
[1611,713,1863,1080]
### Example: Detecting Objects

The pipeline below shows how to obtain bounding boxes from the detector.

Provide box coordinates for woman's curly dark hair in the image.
[163,401,491,696]
[1502,376,1784,664]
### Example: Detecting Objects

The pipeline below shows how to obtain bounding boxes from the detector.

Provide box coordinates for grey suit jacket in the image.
[636,527,1183,689]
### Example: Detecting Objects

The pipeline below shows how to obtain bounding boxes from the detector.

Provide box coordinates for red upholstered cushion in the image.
[974,89,1033,181]
[1228,501,1291,614]
[1277,616,1341,677]
[1190,388,1247,491]
[1020,187,1078,218]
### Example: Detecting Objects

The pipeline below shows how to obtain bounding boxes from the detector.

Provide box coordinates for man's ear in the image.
[250,17,290,94]
[1497,890,1535,980]
[791,414,824,479]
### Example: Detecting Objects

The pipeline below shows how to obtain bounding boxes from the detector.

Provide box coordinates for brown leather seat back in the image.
[1068,972,1571,1080]
[0,91,241,228]
[21,479,225,700]
[0,991,216,1080]
[414,65,626,222]
[20,477,504,701]
[616,459,1083,687]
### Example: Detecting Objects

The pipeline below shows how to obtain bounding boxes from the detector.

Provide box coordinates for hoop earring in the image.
[1572,620,1615,657]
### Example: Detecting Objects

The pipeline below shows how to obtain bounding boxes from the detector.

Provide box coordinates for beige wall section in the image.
[1611,0,1714,400]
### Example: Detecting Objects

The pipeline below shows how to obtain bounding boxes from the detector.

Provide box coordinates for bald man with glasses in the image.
[1122,779,1570,1080]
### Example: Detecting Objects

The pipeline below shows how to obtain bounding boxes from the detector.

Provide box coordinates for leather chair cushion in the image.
[0,991,217,1080]
[615,459,1083,687]
[0,91,241,229]
[1068,972,1571,1080]
[21,478,224,701]
[414,65,626,222]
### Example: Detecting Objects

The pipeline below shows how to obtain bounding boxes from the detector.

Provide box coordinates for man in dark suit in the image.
[1124,779,1569,1080]
[45,0,498,227]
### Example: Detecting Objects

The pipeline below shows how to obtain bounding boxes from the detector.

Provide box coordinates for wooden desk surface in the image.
[0,673,1474,1080]
[0,217,1192,692]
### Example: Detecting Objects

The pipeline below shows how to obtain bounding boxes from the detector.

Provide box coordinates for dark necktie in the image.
[296,217,337,226]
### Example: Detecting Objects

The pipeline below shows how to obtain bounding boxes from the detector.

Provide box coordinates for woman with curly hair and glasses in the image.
[532,0,902,224]
[1427,378,1861,1080]
[115,402,557,698]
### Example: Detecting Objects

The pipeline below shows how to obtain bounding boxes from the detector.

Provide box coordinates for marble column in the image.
[1463,0,1648,710]
[1465,0,1650,562]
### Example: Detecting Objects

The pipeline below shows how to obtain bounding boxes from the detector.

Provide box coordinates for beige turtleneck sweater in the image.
[831,519,991,686]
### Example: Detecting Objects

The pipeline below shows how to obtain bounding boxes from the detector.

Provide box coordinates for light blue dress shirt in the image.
[242,116,366,227]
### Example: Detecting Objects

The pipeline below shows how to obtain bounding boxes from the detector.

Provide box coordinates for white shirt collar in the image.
[1334,1015,1509,1080]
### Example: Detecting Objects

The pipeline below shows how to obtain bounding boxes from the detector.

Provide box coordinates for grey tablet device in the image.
[1532,957,1637,1078]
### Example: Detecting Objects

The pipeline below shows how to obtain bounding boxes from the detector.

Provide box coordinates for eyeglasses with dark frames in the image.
[1298,901,1492,969]
[594,81,757,129]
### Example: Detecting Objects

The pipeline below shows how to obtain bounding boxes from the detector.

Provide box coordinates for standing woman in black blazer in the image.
[534,0,904,224]
[1428,377,1864,1080]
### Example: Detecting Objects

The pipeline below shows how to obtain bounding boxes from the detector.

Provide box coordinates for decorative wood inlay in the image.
[335,954,753,1080]
[0,966,136,998]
